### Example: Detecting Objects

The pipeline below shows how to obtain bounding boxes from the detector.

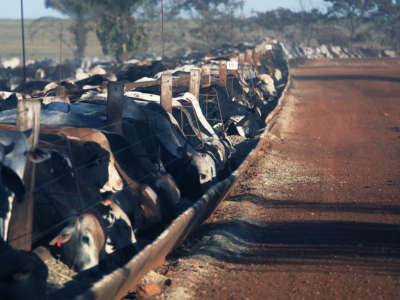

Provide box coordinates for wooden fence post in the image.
[161,72,173,114]
[107,82,124,134]
[189,68,201,99]
[245,49,253,65]
[238,53,245,66]
[56,85,65,98]
[219,61,227,88]
[16,99,41,150]
[253,46,261,66]
[201,65,211,88]
[8,99,41,250]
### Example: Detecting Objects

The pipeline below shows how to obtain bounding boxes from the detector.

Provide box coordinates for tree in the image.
[374,0,400,51]
[255,8,297,32]
[174,0,244,50]
[324,0,377,46]
[87,0,146,62]
[45,0,92,64]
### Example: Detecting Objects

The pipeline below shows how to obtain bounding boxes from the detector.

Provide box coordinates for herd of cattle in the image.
[280,42,397,60]
[0,40,287,299]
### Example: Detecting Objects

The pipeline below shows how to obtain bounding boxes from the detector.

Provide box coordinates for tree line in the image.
[44,0,399,63]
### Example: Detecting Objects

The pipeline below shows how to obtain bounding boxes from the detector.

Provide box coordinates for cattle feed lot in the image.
[0,39,289,299]
[0,40,399,300]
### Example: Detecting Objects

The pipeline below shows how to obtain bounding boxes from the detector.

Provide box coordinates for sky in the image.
[1,0,328,19]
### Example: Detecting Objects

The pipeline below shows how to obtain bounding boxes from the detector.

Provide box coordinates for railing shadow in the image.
[228,194,400,215]
[187,203,400,275]
[293,74,400,82]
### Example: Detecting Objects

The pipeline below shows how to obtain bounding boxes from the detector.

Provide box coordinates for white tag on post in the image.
[227,61,238,70]
[265,44,273,51]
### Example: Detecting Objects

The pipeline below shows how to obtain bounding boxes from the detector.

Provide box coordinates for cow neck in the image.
[84,209,107,250]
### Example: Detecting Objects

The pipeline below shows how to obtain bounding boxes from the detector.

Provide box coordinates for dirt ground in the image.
[141,59,400,300]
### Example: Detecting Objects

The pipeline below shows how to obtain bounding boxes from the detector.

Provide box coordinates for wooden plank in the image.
[124,75,190,92]
[203,52,235,61]
[189,68,201,99]
[219,61,227,88]
[124,79,161,91]
[161,73,172,114]
[8,99,41,250]
[107,82,124,134]
[173,74,190,87]
[56,85,66,97]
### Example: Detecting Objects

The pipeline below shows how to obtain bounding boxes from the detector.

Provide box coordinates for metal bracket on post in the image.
[189,68,201,99]
[8,99,41,250]
[107,82,124,135]
[161,72,173,114]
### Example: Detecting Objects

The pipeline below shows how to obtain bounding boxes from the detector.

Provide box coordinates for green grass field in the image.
[0,18,205,62]
[0,19,104,61]
[0,18,267,62]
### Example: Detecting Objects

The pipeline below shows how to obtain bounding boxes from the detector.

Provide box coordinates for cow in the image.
[138,102,219,198]
[29,145,138,272]
[48,198,136,272]
[0,92,18,112]
[0,239,48,300]
[40,126,179,226]
[13,80,50,96]
[0,129,136,272]
[256,73,277,99]
[102,127,181,223]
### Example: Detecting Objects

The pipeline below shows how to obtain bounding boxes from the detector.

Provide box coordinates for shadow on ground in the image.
[185,195,400,275]
[293,74,400,82]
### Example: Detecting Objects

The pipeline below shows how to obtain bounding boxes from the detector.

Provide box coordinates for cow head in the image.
[191,152,217,189]
[49,213,106,272]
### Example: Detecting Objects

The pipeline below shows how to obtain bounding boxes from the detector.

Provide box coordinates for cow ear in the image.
[1,166,25,201]
[49,227,73,247]
[27,148,51,164]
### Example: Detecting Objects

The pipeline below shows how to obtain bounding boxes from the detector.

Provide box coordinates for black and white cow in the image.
[0,130,32,241]
[31,140,138,272]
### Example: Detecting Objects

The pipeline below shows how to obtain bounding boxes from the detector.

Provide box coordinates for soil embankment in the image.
[155,59,400,299]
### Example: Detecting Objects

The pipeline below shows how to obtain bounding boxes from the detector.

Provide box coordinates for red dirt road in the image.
[160,60,400,300]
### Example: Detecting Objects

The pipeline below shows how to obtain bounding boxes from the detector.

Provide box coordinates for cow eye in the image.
[12,271,31,281]
[82,235,90,245]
